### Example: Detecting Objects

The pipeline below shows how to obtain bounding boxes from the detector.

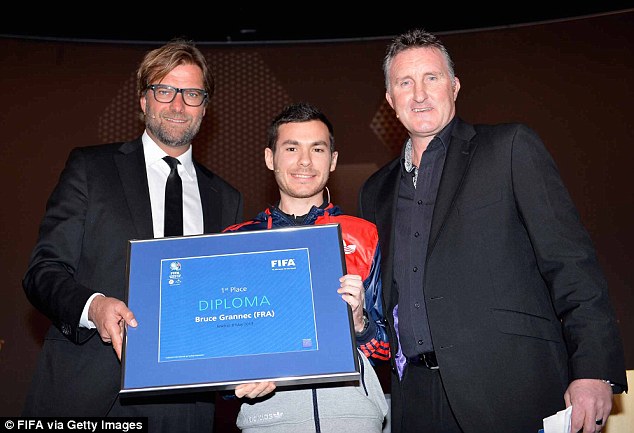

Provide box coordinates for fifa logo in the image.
[271,258,296,269]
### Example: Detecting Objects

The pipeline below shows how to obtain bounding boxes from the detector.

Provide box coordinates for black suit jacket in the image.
[358,118,627,433]
[23,138,243,416]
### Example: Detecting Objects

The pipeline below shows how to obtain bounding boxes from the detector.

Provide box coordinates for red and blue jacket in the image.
[223,203,390,363]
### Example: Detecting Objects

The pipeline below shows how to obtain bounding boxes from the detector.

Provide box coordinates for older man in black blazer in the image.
[22,40,242,432]
[358,28,627,433]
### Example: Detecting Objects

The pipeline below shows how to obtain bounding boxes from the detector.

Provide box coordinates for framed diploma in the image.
[120,223,359,396]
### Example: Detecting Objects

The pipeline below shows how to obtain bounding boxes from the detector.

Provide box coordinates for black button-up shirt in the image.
[393,119,454,357]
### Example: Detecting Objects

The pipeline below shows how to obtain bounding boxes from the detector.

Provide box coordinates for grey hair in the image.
[383,28,455,90]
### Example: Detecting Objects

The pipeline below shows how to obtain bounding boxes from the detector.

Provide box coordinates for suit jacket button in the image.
[61,324,71,335]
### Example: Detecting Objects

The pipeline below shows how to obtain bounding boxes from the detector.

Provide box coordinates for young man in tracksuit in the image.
[224,102,390,432]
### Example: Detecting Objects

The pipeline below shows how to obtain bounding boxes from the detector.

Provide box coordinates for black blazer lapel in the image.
[429,119,478,249]
[375,159,401,308]
[114,138,154,240]
[195,162,223,234]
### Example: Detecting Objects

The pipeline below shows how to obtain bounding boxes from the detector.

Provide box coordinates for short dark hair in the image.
[267,102,335,152]
[383,28,455,89]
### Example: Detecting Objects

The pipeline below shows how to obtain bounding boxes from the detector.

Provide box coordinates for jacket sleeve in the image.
[510,124,627,392]
[22,147,97,344]
[355,245,390,363]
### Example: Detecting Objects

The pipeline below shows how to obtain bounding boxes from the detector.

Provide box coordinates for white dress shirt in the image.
[142,131,204,238]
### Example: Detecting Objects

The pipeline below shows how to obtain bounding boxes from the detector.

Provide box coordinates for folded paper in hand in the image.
[540,405,572,433]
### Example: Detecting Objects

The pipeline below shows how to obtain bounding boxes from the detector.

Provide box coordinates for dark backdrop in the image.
[1,11,632,430]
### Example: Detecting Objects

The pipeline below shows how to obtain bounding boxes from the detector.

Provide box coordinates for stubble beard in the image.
[280,175,328,201]
[146,111,203,148]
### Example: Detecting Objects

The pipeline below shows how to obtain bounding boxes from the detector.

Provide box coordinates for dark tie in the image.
[163,156,183,237]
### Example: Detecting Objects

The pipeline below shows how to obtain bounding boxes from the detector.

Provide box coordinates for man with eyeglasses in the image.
[22,39,242,432]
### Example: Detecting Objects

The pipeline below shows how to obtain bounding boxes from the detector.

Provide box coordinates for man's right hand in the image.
[235,382,276,399]
[88,295,137,361]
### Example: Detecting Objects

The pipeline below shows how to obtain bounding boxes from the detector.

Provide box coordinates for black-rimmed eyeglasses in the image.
[146,84,208,107]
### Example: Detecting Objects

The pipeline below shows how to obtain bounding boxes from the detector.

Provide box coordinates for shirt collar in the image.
[142,131,196,179]
[402,117,455,172]
[403,140,416,174]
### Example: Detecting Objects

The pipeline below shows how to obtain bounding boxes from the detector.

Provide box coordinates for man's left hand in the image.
[564,378,613,432]
[337,274,365,332]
